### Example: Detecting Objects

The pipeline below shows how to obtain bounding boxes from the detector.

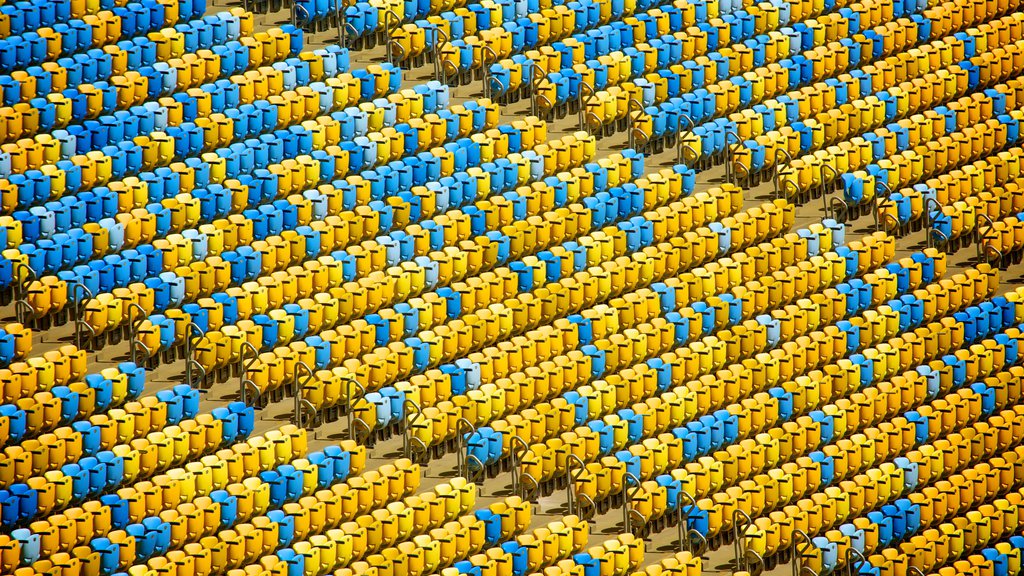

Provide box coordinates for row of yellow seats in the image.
[19,413,264,525]
[403,198,789,448]
[884,139,1024,241]
[185,124,573,375]
[624,279,1015,538]
[736,0,1020,190]
[23,426,315,564]
[808,408,1024,576]
[58,101,486,269]
[636,551,702,576]
[0,343,84,405]
[743,362,1024,559]
[129,461,424,576]
[871,490,1024,576]
[570,0,898,121]
[62,126,512,334]
[243,479,477,576]
[214,133,596,396]
[838,96,1024,211]
[511,533,646,576]
[506,229,865,471]
[128,144,546,364]
[1,399,226,487]
[597,0,925,132]
[561,243,954,503]
[536,236,913,490]
[0,390,209,487]
[783,39,1024,196]
[39,449,382,564]
[632,338,1018,550]
[415,203,821,449]
[432,518,598,576]
[387,183,742,415]
[328,497,533,576]
[3,364,140,447]
[766,51,1024,199]
[487,228,859,455]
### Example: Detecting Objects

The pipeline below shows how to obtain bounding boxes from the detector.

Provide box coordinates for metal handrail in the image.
[480,46,497,97]
[845,547,868,575]
[924,196,944,249]
[334,0,347,47]
[291,2,309,28]
[239,341,260,405]
[780,175,801,201]
[402,398,422,459]
[455,417,475,478]
[820,164,839,214]
[565,454,587,516]
[874,181,894,232]
[829,196,849,224]
[626,99,645,150]
[733,160,749,186]
[388,39,406,65]
[184,322,205,388]
[293,361,315,428]
[679,143,698,167]
[126,301,147,361]
[70,282,95,350]
[908,567,926,576]
[882,212,900,234]
[12,261,36,324]
[976,212,998,263]
[677,489,700,553]
[132,339,152,364]
[733,508,754,573]
[509,435,530,497]
[676,112,694,146]
[622,472,642,533]
[432,28,450,82]
[792,529,815,576]
[351,417,372,443]
[578,82,595,132]
[442,60,459,87]
[488,76,507,103]
[383,9,402,65]
[723,128,741,185]
[774,148,793,181]
[342,376,366,440]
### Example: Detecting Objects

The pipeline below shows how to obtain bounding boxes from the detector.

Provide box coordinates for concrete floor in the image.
[7,2,1024,575]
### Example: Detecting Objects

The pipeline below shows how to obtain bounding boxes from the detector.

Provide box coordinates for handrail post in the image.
[384,9,402,65]
[12,262,36,325]
[565,454,586,516]
[293,361,315,429]
[577,82,595,132]
[509,435,529,497]
[773,148,793,197]
[723,128,741,185]
[184,322,205,388]
[126,301,146,362]
[782,178,801,202]
[845,547,868,575]
[970,212,995,264]
[622,472,642,533]
[792,529,815,576]
[627,99,645,150]
[239,341,260,405]
[342,375,366,441]
[402,398,422,459]
[69,282,94,351]
[733,509,753,573]
[455,417,475,478]
[874,181,894,232]
[676,489,701,554]
[820,164,839,215]
[433,28,450,83]
[481,46,497,98]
